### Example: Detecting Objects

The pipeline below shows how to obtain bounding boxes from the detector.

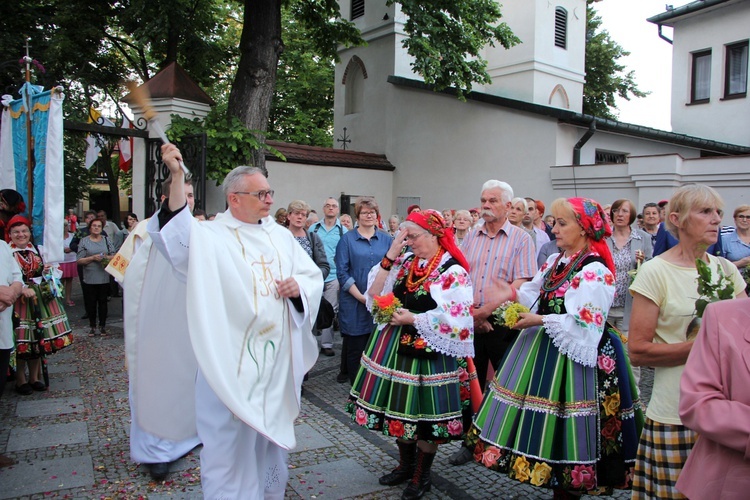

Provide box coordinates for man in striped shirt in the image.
[461,180,537,388]
[450,180,537,466]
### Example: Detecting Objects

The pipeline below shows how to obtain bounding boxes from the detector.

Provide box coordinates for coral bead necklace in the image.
[405,248,444,292]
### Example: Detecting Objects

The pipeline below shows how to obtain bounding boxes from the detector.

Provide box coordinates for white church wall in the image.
[335,38,396,155]
[382,85,561,212]
[571,129,702,165]
[266,160,394,217]
[669,1,750,146]
[552,153,750,226]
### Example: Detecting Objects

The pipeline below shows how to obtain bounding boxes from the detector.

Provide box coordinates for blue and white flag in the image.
[0,82,65,262]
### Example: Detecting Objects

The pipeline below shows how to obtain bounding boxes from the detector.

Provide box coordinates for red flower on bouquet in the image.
[372,293,402,324]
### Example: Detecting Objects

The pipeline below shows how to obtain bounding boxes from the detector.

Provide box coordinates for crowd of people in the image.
[2,151,750,499]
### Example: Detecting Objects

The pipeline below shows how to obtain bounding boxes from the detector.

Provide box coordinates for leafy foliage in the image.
[168,106,284,182]
[395,0,520,99]
[583,3,648,119]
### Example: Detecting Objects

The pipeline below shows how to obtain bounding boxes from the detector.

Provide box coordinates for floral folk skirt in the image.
[14,291,73,359]
[466,325,644,493]
[346,323,472,442]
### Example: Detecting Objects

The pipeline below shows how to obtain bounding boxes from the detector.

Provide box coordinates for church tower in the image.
[483,0,587,112]
[333,0,587,154]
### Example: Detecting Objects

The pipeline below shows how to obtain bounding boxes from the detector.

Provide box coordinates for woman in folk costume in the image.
[465,198,644,498]
[347,209,476,500]
[7,215,73,395]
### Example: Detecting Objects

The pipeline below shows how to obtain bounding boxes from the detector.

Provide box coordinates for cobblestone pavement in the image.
[0,282,652,499]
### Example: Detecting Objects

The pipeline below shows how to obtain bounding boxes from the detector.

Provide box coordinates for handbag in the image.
[316,296,335,330]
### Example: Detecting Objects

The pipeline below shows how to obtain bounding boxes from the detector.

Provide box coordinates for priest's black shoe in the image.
[148,462,170,481]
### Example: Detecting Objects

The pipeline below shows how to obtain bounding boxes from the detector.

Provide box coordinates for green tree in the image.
[583,2,647,119]
[268,5,336,147]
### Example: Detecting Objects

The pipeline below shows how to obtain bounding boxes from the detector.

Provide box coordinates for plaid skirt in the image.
[631,418,697,499]
[346,323,472,442]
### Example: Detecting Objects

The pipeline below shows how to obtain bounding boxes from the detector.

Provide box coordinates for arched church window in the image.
[343,56,368,115]
[554,7,567,49]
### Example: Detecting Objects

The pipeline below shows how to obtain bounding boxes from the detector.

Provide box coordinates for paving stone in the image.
[47,362,78,374]
[49,375,82,392]
[292,423,334,452]
[288,458,388,499]
[7,421,89,451]
[15,396,84,418]
[112,390,129,410]
[148,492,202,500]
[0,454,94,499]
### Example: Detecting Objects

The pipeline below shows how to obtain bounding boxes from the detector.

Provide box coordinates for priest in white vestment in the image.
[146,144,322,499]
[106,179,200,481]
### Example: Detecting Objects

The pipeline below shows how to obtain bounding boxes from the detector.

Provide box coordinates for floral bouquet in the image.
[372,293,402,325]
[694,258,735,318]
[687,258,736,341]
[491,301,530,329]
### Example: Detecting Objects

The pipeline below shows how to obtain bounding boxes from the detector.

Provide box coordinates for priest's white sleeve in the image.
[146,207,193,283]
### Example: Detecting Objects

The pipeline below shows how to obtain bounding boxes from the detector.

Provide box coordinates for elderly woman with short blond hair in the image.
[629,184,747,499]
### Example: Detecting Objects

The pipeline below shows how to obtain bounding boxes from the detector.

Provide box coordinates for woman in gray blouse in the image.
[76,218,115,336]
[605,199,653,384]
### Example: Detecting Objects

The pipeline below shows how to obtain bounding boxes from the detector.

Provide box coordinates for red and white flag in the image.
[119,115,133,172]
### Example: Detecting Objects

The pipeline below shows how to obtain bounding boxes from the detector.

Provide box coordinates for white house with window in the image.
[648,0,749,146]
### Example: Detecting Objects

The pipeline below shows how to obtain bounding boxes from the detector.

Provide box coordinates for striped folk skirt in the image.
[14,289,73,359]
[346,323,472,442]
[467,325,644,493]
[631,418,697,499]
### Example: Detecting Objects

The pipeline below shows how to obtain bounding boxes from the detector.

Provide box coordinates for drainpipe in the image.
[572,119,596,165]
[657,24,673,44]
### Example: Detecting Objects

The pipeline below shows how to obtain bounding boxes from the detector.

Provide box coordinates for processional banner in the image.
[0,82,65,262]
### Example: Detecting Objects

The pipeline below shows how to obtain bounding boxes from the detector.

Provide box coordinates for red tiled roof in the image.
[265,141,394,171]
[124,62,215,106]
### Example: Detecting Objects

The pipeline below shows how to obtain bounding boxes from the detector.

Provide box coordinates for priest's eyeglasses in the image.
[233,190,275,201]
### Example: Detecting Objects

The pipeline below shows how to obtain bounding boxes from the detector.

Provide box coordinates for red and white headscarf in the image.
[405,209,470,272]
[567,197,615,275]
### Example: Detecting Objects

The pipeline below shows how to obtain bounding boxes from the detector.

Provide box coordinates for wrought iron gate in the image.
[145,133,206,218]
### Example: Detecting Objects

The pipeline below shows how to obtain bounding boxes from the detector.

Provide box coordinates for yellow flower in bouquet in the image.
[372,293,403,324]
[492,301,530,329]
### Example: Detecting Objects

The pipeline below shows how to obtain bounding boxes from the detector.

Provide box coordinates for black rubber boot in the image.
[379,440,417,486]
[401,449,436,500]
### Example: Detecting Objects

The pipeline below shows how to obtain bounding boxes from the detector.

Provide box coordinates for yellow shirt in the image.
[629,254,744,425]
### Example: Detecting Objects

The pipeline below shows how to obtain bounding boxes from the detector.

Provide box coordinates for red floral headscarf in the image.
[5,214,32,243]
[406,209,470,272]
[568,198,615,275]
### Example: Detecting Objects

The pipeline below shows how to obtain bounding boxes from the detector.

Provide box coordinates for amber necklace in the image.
[542,247,590,292]
[405,248,445,292]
